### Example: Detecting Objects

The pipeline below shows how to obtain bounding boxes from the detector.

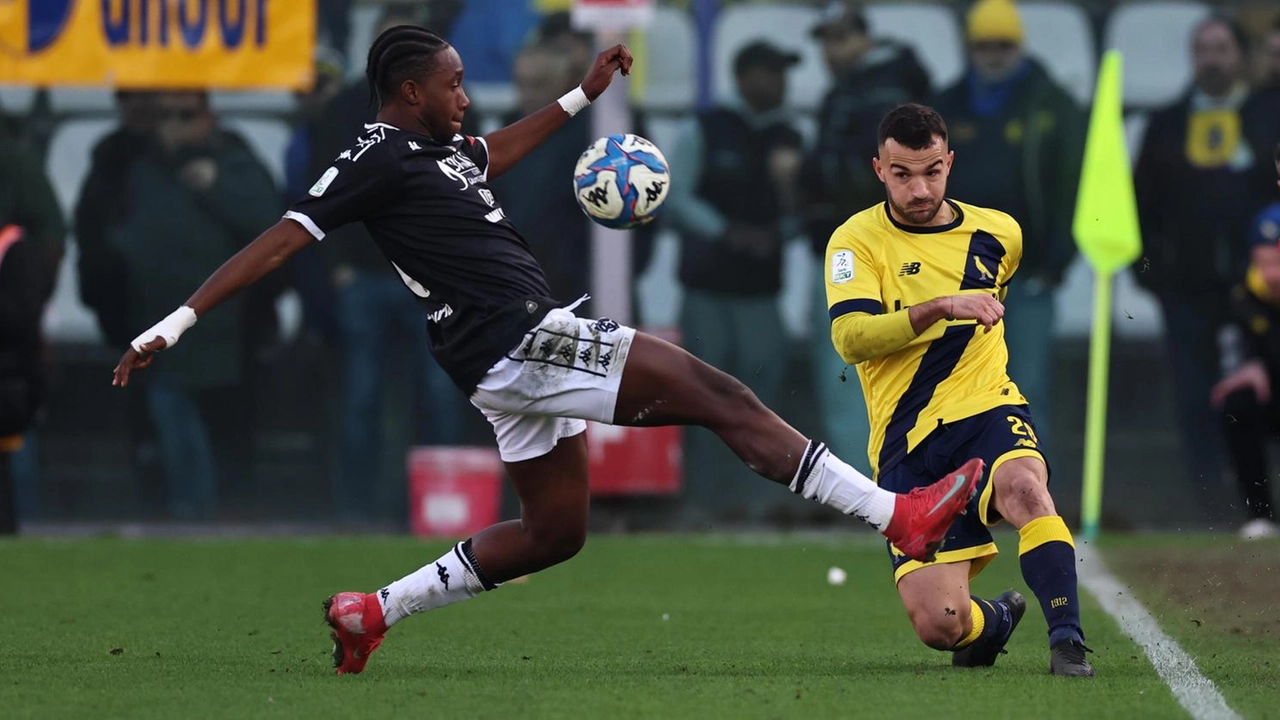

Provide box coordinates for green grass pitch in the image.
[1,533,1270,718]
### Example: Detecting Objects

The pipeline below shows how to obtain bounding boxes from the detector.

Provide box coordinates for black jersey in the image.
[285,122,560,392]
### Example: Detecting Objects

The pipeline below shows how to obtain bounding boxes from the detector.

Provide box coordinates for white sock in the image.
[788,441,896,531]
[376,539,495,628]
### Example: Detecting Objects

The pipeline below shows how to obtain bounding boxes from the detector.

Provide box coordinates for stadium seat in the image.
[48,87,116,114]
[1103,1,1211,110]
[863,3,964,93]
[1052,259,1164,340]
[712,4,827,112]
[210,91,297,116]
[42,241,104,344]
[1125,111,1149,165]
[43,118,119,344]
[637,6,696,113]
[346,4,382,79]
[0,86,37,116]
[1019,1,1096,105]
[221,117,292,189]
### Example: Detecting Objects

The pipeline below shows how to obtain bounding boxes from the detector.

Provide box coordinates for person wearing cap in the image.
[929,0,1084,452]
[1134,14,1280,519]
[1211,142,1280,540]
[665,39,805,524]
[801,0,930,476]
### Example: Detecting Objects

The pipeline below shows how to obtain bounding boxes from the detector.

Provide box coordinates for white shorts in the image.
[471,307,637,463]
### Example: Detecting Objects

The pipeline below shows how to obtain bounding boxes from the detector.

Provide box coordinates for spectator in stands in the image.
[490,42,591,298]
[78,91,158,349]
[666,40,804,523]
[445,0,539,84]
[310,8,471,522]
[930,0,1085,449]
[0,107,64,276]
[77,91,168,511]
[802,0,930,473]
[1211,142,1280,540]
[1135,14,1280,516]
[106,91,279,520]
[495,13,655,325]
[0,119,64,526]
[0,225,53,534]
[283,48,346,344]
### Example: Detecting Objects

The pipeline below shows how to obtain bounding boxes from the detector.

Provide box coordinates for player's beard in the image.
[889,194,944,225]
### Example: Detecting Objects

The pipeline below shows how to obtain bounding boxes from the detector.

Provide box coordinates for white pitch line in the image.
[1076,544,1241,720]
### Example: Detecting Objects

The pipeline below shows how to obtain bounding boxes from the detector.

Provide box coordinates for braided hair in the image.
[366,25,450,107]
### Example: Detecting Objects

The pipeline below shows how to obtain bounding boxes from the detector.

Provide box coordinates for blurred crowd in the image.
[3,0,1280,538]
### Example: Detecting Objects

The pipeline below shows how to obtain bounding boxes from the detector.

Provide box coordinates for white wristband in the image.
[131,306,198,352]
[556,86,591,117]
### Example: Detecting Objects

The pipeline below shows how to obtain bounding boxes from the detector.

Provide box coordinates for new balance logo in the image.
[436,562,450,590]
[898,262,922,276]
[1015,438,1037,449]
[408,140,421,151]
[485,208,506,223]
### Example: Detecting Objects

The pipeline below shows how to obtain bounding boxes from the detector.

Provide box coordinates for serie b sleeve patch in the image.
[831,249,854,284]
[309,166,339,197]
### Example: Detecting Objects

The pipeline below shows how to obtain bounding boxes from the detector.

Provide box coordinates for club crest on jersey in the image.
[831,250,854,284]
[478,188,496,207]
[309,166,339,197]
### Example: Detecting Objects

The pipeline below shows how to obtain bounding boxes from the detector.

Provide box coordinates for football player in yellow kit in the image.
[825,103,1092,677]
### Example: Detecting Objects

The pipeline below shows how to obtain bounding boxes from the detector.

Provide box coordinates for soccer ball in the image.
[573,134,670,229]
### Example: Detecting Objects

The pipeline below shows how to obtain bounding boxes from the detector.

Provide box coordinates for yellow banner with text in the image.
[0,0,315,90]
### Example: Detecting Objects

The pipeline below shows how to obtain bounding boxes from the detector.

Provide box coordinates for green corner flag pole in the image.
[1073,50,1142,541]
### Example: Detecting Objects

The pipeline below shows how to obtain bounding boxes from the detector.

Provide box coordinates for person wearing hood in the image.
[930,0,1085,451]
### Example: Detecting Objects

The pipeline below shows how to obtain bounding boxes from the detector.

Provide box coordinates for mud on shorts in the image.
[880,404,1049,584]
[470,306,637,462]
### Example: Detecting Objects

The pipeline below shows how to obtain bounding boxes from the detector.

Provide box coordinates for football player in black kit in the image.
[112,25,983,674]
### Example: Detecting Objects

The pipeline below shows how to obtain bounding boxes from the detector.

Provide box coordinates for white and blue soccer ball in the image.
[573,133,670,229]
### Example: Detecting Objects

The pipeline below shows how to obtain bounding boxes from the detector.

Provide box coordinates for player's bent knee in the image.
[911,615,967,651]
[539,522,587,566]
[995,467,1055,521]
[907,604,969,651]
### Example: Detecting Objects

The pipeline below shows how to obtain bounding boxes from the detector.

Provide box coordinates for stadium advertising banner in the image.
[0,0,315,89]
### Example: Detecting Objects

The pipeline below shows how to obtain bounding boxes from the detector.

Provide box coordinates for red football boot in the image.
[324,591,388,675]
[883,458,984,563]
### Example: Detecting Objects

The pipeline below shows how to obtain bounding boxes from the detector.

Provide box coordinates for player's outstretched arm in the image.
[482,44,633,180]
[831,294,1004,365]
[111,218,314,387]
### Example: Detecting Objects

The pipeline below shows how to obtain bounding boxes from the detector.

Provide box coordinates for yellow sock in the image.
[954,599,986,649]
[1018,515,1076,555]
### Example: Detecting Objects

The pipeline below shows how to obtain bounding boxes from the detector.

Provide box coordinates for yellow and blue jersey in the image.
[825,199,1027,480]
